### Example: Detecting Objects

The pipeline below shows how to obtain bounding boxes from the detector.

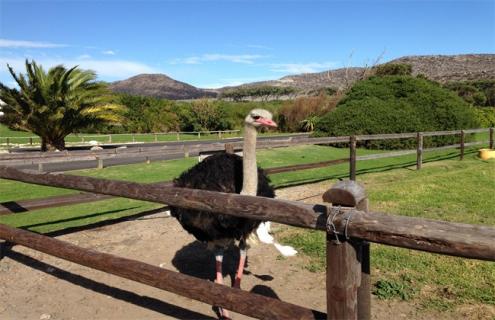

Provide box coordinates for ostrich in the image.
[170,109,295,318]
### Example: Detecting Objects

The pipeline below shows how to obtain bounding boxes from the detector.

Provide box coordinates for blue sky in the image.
[0,0,494,88]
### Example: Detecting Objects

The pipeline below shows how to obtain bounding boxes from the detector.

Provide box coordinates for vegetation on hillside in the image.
[220,85,296,101]
[276,92,343,132]
[0,60,124,150]
[314,75,481,149]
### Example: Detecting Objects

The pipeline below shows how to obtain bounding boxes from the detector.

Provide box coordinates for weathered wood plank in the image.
[324,181,367,320]
[422,130,461,137]
[356,149,416,161]
[0,225,320,320]
[355,133,416,141]
[265,158,348,175]
[350,136,357,181]
[416,132,423,170]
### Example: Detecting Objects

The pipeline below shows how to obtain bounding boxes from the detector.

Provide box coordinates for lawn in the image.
[279,153,495,311]
[0,143,494,312]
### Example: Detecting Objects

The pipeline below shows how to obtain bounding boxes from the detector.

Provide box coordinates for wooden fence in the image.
[0,127,492,216]
[0,130,242,147]
[1,128,492,174]
[0,165,494,319]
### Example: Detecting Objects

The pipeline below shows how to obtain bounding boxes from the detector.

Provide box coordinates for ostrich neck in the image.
[241,124,258,196]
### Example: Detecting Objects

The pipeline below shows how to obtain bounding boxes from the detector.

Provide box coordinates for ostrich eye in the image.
[252,115,261,120]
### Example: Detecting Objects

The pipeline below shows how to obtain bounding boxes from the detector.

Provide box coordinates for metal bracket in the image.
[327,206,355,244]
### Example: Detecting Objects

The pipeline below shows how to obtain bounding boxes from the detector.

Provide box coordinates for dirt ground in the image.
[0,181,492,320]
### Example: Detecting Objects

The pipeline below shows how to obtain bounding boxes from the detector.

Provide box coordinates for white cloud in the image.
[102,50,116,55]
[269,62,338,74]
[0,39,67,48]
[77,54,92,60]
[171,53,265,65]
[198,76,274,89]
[0,56,159,80]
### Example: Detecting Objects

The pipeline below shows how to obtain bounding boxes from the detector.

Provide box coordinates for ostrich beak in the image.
[257,118,277,128]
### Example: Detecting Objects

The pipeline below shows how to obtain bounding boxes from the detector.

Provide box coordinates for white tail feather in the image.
[255,222,297,257]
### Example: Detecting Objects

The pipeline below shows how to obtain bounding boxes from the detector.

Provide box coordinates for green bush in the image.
[276,92,342,132]
[445,80,495,107]
[473,107,495,127]
[221,85,296,101]
[374,63,413,76]
[314,75,481,149]
[117,95,179,133]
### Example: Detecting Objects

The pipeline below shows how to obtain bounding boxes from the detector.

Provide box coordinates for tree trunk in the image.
[41,136,66,151]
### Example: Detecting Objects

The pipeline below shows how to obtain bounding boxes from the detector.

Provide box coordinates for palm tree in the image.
[0,60,124,151]
[300,115,319,132]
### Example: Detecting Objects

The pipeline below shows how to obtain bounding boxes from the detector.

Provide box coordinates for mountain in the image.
[109,54,495,100]
[109,74,217,100]
[222,54,495,93]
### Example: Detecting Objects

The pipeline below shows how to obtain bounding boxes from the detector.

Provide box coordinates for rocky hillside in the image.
[109,74,216,100]
[109,54,495,99]
[225,54,495,93]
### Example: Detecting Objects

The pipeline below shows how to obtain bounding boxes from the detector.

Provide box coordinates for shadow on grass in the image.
[5,249,216,320]
[46,206,169,238]
[273,149,475,189]
[21,206,143,230]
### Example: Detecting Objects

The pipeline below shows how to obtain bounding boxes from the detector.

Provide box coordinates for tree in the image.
[0,60,124,151]
[314,75,480,149]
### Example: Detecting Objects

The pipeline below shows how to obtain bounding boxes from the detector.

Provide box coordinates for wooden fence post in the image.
[96,157,103,169]
[490,127,494,149]
[322,180,370,320]
[108,135,112,143]
[350,135,357,181]
[132,134,136,143]
[416,132,423,170]
[460,130,465,160]
[154,133,158,142]
[146,156,151,164]
[225,143,234,154]
[29,137,33,145]
[6,138,9,146]
[184,146,189,158]
[176,132,180,141]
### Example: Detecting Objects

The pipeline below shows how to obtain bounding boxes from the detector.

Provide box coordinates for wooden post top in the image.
[323,180,367,207]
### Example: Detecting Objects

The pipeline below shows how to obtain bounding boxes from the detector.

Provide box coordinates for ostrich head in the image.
[245,109,277,129]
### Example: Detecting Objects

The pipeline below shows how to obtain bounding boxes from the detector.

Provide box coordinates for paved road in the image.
[11,134,310,172]
[10,134,309,152]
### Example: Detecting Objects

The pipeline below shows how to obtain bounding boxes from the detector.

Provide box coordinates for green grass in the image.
[0,143,494,311]
[279,153,495,311]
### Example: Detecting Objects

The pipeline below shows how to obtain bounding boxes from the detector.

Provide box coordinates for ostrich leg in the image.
[214,248,231,319]
[233,239,247,289]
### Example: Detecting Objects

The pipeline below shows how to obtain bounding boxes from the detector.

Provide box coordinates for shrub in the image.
[473,107,495,128]
[314,75,481,149]
[445,80,495,107]
[221,85,296,101]
[117,95,179,133]
[374,63,413,76]
[276,92,343,132]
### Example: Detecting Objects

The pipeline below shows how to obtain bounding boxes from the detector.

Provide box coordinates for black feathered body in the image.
[170,153,275,248]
